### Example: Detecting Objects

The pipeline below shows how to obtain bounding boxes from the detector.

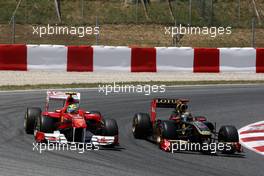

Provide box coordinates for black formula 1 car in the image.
[132,98,242,154]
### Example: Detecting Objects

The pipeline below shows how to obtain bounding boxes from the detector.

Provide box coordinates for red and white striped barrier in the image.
[0,44,263,72]
[239,121,264,156]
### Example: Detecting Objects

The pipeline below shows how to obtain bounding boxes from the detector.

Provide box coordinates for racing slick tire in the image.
[218,125,239,154]
[102,119,118,136]
[24,107,41,134]
[39,116,57,133]
[218,125,239,142]
[132,113,152,139]
[158,120,178,142]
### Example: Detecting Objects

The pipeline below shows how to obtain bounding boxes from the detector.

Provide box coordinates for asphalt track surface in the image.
[0,85,263,176]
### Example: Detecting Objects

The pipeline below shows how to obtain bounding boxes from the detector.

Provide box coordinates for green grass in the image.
[1,80,264,91]
[0,0,261,28]
[1,1,263,47]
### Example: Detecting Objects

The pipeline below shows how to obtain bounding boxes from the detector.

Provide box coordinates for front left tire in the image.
[39,115,57,133]
[24,107,41,134]
[157,120,178,142]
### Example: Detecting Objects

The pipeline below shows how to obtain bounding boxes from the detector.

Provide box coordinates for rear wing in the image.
[154,98,189,108]
[150,98,189,124]
[47,91,81,101]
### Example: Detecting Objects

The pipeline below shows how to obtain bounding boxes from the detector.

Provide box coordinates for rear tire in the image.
[24,107,41,134]
[132,113,152,139]
[102,119,118,136]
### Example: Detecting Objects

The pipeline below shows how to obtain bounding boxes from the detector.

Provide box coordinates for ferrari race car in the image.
[132,98,242,154]
[24,91,119,147]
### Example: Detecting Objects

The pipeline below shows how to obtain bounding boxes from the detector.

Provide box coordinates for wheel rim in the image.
[157,135,161,143]
[156,128,162,143]
[132,126,135,133]
[132,118,138,134]
[34,115,40,131]
[24,113,28,129]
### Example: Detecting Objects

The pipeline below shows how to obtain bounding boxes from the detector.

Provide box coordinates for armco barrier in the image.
[0,44,263,73]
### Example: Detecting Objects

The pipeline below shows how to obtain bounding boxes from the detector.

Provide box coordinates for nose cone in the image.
[72,117,87,128]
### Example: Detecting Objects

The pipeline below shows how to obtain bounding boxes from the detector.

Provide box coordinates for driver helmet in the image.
[176,103,188,114]
[67,103,79,113]
[181,112,192,122]
[179,104,188,113]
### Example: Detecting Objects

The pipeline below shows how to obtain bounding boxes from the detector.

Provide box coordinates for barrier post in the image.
[81,0,84,23]
[189,0,192,25]
[252,18,256,48]
[210,0,214,26]
[136,0,139,24]
[96,16,99,45]
[11,16,16,44]
[237,0,240,26]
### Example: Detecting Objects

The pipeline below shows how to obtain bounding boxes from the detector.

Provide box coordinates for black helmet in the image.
[179,104,188,112]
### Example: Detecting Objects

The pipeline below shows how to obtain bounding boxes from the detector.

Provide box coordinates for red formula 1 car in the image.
[132,98,242,154]
[24,91,119,146]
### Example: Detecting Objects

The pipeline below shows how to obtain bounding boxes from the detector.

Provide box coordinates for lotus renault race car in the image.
[132,98,242,154]
[24,91,119,147]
